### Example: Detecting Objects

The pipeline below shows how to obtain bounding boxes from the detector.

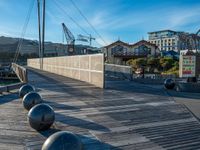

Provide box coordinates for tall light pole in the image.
[37,0,42,69]
[37,0,45,70]
[41,0,46,70]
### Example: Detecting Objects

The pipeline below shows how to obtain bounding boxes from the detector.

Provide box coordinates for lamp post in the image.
[37,0,42,70]
[41,0,45,70]
[37,0,45,70]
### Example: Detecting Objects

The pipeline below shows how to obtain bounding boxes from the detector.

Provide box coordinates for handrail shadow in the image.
[56,113,110,132]
[0,92,18,105]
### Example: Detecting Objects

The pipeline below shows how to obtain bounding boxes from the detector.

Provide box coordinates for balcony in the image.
[112,51,148,58]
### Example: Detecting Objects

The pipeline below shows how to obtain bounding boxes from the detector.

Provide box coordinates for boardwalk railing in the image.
[12,63,28,83]
[0,64,27,93]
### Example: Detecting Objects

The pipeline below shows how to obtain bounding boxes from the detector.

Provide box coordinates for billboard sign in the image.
[181,55,196,77]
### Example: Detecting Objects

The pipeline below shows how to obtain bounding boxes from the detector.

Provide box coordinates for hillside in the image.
[0,36,99,55]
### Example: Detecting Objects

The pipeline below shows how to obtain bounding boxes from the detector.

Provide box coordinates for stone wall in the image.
[27,54,104,88]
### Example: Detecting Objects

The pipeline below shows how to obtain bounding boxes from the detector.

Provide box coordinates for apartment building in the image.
[148,30,200,52]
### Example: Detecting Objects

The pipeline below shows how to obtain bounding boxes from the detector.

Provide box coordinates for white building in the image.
[148,30,200,52]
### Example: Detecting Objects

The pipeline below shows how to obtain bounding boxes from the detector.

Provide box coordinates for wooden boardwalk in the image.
[1,68,200,150]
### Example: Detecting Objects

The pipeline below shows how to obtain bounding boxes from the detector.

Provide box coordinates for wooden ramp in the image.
[0,68,200,150]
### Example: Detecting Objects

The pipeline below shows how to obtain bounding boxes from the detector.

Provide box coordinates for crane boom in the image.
[196,29,200,35]
[62,23,75,55]
[77,34,95,46]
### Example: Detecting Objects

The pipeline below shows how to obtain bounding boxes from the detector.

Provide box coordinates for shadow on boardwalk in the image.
[29,69,98,98]
[56,113,110,132]
[39,128,121,150]
[45,100,79,110]
[0,92,18,105]
[107,80,200,100]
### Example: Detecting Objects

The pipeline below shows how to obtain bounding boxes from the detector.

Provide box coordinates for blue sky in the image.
[0,0,200,47]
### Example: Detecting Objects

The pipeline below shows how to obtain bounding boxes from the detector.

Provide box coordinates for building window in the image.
[111,45,124,54]
[137,45,149,55]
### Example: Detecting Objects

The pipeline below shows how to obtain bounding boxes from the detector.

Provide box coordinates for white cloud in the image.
[90,12,105,27]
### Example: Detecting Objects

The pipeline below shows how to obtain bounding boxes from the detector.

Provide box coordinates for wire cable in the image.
[53,0,90,36]
[69,0,108,45]
[13,0,35,63]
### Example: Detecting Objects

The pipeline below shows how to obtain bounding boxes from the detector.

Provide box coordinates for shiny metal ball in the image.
[23,92,43,110]
[42,131,83,150]
[28,104,55,131]
[19,84,35,98]
[164,78,175,89]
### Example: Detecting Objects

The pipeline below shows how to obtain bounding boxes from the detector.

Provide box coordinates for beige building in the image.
[148,30,200,52]
[103,40,159,65]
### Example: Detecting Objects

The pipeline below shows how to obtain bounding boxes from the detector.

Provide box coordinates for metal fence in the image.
[105,64,133,80]
[133,74,176,79]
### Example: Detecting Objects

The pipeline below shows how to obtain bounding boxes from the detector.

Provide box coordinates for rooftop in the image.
[148,29,178,34]
[105,40,158,49]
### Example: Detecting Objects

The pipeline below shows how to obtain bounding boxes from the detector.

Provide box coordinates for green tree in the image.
[127,58,147,71]
[159,57,175,71]
[147,57,160,72]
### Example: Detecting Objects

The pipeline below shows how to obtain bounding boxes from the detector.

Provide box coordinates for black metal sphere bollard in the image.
[164,78,175,89]
[28,103,55,131]
[42,131,83,150]
[23,92,43,110]
[19,84,35,98]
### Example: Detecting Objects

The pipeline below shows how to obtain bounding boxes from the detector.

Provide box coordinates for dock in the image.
[1,68,200,150]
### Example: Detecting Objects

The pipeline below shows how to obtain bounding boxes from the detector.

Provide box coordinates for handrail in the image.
[11,63,28,83]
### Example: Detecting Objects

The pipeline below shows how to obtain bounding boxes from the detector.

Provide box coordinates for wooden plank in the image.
[0,68,200,149]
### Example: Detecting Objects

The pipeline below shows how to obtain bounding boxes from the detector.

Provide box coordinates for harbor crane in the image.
[77,34,95,46]
[62,22,96,55]
[62,23,75,55]
[196,29,200,35]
